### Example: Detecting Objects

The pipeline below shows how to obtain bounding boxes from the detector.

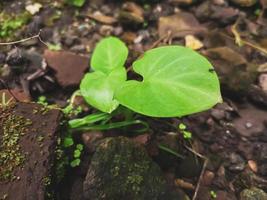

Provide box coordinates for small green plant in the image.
[0,12,31,38]
[37,96,48,106]
[80,37,221,118]
[70,144,83,167]
[65,0,86,7]
[178,123,192,140]
[210,190,217,199]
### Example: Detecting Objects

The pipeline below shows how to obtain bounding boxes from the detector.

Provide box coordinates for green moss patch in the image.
[0,105,32,181]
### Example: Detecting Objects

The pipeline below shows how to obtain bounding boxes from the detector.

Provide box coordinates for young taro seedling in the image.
[69,37,221,130]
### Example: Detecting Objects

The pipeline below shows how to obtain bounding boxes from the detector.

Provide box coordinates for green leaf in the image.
[91,37,128,74]
[80,67,127,113]
[115,46,221,117]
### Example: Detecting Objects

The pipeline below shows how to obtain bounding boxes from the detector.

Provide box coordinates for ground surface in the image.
[0,0,267,200]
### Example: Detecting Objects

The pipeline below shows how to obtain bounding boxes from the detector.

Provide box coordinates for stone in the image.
[258,74,267,91]
[119,2,144,25]
[230,0,258,7]
[185,35,204,50]
[227,152,246,172]
[83,137,179,200]
[0,102,62,200]
[169,0,194,5]
[233,103,267,137]
[240,187,267,200]
[158,12,206,38]
[88,11,117,25]
[204,47,257,95]
[44,50,89,87]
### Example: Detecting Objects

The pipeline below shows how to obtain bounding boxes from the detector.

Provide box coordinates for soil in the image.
[0,0,267,200]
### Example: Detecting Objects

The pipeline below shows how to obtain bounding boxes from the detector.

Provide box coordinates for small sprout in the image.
[47,43,62,51]
[210,190,217,199]
[178,123,186,130]
[63,137,74,147]
[178,123,192,140]
[65,0,86,7]
[76,144,84,151]
[37,96,48,106]
[74,149,81,158]
[182,131,192,140]
[70,158,81,167]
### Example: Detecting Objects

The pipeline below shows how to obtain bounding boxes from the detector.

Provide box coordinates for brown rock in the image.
[158,12,206,38]
[230,0,258,7]
[0,102,61,200]
[204,47,257,95]
[169,0,194,5]
[119,2,144,24]
[44,50,89,87]
[88,11,117,25]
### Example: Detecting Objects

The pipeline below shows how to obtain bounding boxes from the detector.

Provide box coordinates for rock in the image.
[82,131,103,152]
[6,48,27,67]
[44,50,89,87]
[83,137,177,200]
[204,47,257,95]
[216,190,237,200]
[195,1,239,25]
[119,2,144,25]
[240,187,267,200]
[158,12,206,38]
[0,102,62,200]
[88,11,117,25]
[0,53,6,65]
[25,3,42,15]
[227,152,246,172]
[258,74,267,91]
[70,44,87,53]
[248,85,267,108]
[257,63,267,73]
[258,163,267,176]
[185,35,204,50]
[248,160,258,173]
[230,0,258,7]
[202,170,215,186]
[169,0,194,5]
[232,103,267,137]
[27,15,43,35]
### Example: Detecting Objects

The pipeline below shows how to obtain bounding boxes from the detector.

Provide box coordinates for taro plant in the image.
[69,37,221,131]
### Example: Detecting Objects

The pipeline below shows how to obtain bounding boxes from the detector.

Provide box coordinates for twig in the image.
[183,144,208,200]
[149,30,172,49]
[0,78,19,102]
[220,32,267,56]
[0,30,48,47]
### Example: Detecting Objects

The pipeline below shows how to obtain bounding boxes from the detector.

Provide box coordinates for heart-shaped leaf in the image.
[80,67,126,113]
[115,46,222,117]
[91,37,128,74]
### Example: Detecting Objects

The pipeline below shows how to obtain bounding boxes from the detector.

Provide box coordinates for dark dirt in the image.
[0,102,61,200]
[1,0,267,200]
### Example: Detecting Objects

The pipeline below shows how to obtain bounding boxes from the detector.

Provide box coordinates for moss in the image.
[0,105,32,182]
[0,11,31,39]
[84,137,167,200]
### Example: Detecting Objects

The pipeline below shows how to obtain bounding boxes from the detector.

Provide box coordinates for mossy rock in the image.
[83,137,184,200]
[240,187,267,200]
